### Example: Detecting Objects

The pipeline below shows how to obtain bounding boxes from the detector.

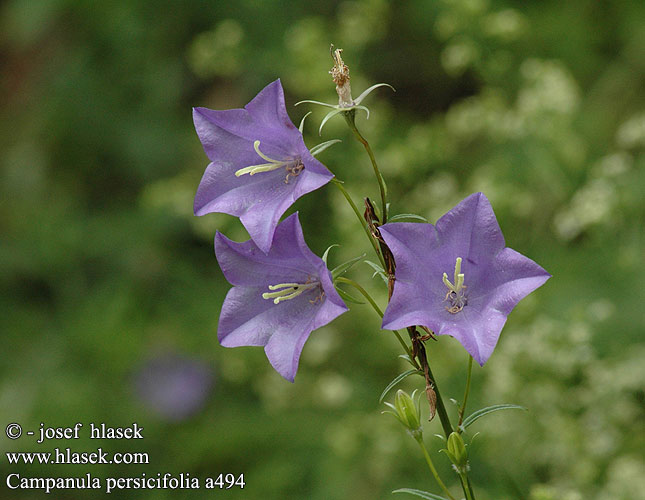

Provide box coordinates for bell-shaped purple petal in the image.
[380,192,550,365]
[193,80,334,253]
[215,213,348,381]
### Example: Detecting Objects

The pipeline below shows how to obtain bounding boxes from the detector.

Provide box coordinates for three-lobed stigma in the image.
[442,257,468,314]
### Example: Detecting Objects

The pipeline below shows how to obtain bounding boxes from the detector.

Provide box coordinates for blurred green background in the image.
[1,0,644,499]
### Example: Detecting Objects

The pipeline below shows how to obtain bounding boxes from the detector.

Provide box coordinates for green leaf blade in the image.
[461,404,527,430]
[379,369,422,403]
[392,488,449,500]
[388,213,429,223]
[334,285,364,304]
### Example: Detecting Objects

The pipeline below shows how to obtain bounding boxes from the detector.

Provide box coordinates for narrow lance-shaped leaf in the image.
[334,284,364,305]
[364,260,388,284]
[331,253,366,279]
[398,354,417,368]
[460,404,527,430]
[388,213,429,223]
[379,369,423,403]
[392,488,449,500]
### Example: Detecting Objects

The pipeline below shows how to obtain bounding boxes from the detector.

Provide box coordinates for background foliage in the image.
[1,0,644,498]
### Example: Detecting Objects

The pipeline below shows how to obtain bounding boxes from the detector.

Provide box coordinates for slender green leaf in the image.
[379,369,422,402]
[331,253,366,279]
[364,260,384,273]
[461,404,527,429]
[388,213,429,223]
[398,354,416,367]
[392,488,449,500]
[334,285,364,304]
[364,260,388,284]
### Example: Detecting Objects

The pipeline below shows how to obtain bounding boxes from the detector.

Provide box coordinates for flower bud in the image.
[383,390,423,440]
[445,432,469,472]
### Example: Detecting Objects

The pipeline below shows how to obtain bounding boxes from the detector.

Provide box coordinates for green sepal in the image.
[319,109,345,136]
[294,99,336,109]
[354,82,396,105]
[298,111,312,133]
[460,404,527,431]
[310,139,342,157]
[446,432,468,467]
[321,244,340,266]
[379,369,423,403]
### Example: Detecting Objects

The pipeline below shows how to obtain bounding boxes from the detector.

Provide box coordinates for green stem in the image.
[331,179,386,269]
[457,355,474,428]
[335,276,383,316]
[466,476,476,500]
[459,475,474,500]
[420,345,453,439]
[335,277,417,367]
[343,111,388,223]
[416,438,456,500]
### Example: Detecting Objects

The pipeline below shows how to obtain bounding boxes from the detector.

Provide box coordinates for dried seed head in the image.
[329,45,353,107]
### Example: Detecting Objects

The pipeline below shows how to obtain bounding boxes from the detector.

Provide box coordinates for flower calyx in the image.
[383,389,423,441]
[442,432,469,474]
[442,257,468,314]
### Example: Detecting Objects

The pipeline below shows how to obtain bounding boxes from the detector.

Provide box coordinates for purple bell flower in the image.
[380,192,550,365]
[193,79,334,253]
[215,213,348,382]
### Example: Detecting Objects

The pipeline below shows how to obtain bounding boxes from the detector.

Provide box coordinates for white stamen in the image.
[234,140,304,181]
[262,281,319,304]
